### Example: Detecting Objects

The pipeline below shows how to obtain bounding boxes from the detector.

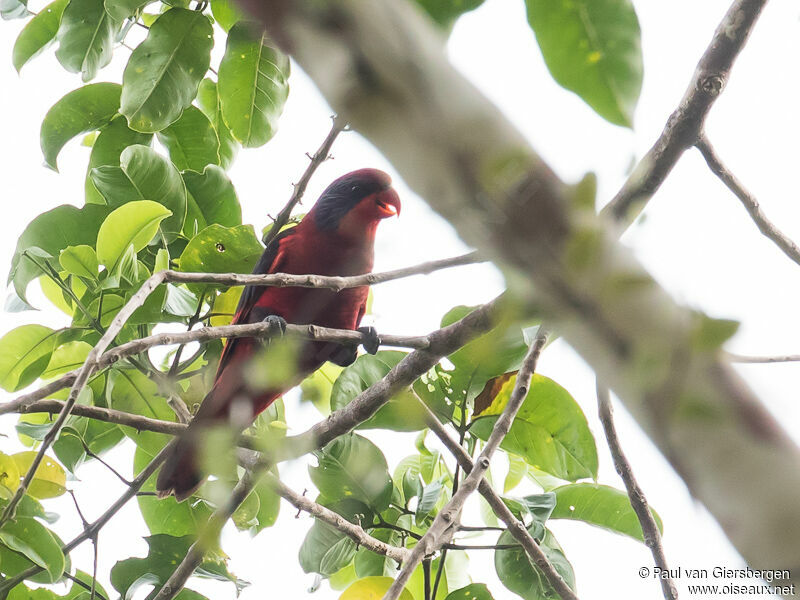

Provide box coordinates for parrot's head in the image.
[310,169,401,238]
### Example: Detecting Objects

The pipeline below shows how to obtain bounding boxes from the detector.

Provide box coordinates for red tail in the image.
[156,435,202,502]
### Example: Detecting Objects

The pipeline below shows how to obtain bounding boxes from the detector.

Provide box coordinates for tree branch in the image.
[597,384,678,600]
[263,115,347,245]
[602,0,769,225]
[149,299,499,600]
[240,0,800,582]
[265,473,409,563]
[695,134,800,267]
[726,353,800,364]
[385,331,560,600]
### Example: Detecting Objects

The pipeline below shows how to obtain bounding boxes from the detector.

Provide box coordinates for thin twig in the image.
[602,0,769,225]
[597,383,678,600]
[263,115,347,245]
[695,134,800,267]
[726,353,800,364]
[385,330,551,600]
[266,473,409,563]
[415,390,578,600]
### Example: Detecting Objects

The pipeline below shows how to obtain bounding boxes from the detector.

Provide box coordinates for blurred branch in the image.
[264,473,409,563]
[385,330,553,600]
[726,353,800,363]
[696,134,800,267]
[242,0,800,581]
[263,115,347,245]
[597,384,678,600]
[150,299,499,600]
[602,0,769,225]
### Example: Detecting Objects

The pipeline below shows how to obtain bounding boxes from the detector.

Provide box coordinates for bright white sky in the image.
[2,0,800,599]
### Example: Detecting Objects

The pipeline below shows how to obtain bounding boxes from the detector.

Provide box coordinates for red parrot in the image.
[156,169,401,500]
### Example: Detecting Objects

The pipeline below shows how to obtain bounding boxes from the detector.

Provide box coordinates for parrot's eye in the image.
[351,185,360,193]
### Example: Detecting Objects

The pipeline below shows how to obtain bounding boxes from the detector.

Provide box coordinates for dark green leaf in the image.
[121,8,213,132]
[196,78,237,168]
[524,0,642,127]
[91,144,187,236]
[218,23,289,148]
[0,517,65,582]
[55,0,119,81]
[354,527,397,578]
[495,528,575,600]
[415,0,485,28]
[331,351,440,431]
[550,483,662,542]
[309,433,393,511]
[209,0,241,31]
[85,115,152,204]
[40,82,121,171]
[157,105,220,172]
[53,419,123,473]
[107,368,175,454]
[470,373,598,481]
[445,584,495,600]
[104,0,152,22]
[177,224,262,292]
[299,518,357,577]
[0,325,60,392]
[182,165,242,228]
[111,534,245,598]
[12,0,68,72]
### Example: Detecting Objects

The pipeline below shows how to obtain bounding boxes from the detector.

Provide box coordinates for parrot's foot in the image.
[263,315,287,337]
[357,326,381,355]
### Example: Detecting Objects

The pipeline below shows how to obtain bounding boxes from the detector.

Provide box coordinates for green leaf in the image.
[504,453,527,493]
[121,8,213,132]
[196,78,238,168]
[354,527,397,578]
[309,433,393,511]
[10,452,66,499]
[177,224,262,291]
[157,105,220,172]
[104,0,152,22]
[59,245,98,280]
[53,418,124,473]
[299,520,357,577]
[11,0,68,72]
[524,0,642,127]
[331,352,439,432]
[182,165,242,228]
[415,478,443,524]
[1,0,30,19]
[495,528,575,600]
[415,0,485,28]
[500,492,555,528]
[111,534,245,598]
[218,23,290,148]
[0,517,65,582]
[55,0,119,81]
[96,200,172,273]
[445,584,495,600]
[91,144,187,236]
[9,204,110,302]
[85,115,152,204]
[299,362,342,416]
[134,443,213,536]
[550,483,662,543]
[40,82,121,171]
[210,0,241,31]
[107,368,175,454]
[7,570,109,600]
[339,577,414,600]
[0,325,60,392]
[470,373,598,481]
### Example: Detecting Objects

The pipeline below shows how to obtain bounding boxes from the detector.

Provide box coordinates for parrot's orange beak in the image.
[375,187,401,218]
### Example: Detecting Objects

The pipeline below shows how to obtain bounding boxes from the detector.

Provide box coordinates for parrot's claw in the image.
[264,315,287,337]
[358,326,381,355]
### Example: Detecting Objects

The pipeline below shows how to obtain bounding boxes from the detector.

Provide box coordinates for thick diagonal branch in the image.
[240,0,800,585]
[603,0,769,224]
[384,331,565,600]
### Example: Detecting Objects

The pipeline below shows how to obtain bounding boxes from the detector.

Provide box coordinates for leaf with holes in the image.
[178,224,262,293]
[121,8,213,132]
[525,0,642,127]
[218,22,290,148]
